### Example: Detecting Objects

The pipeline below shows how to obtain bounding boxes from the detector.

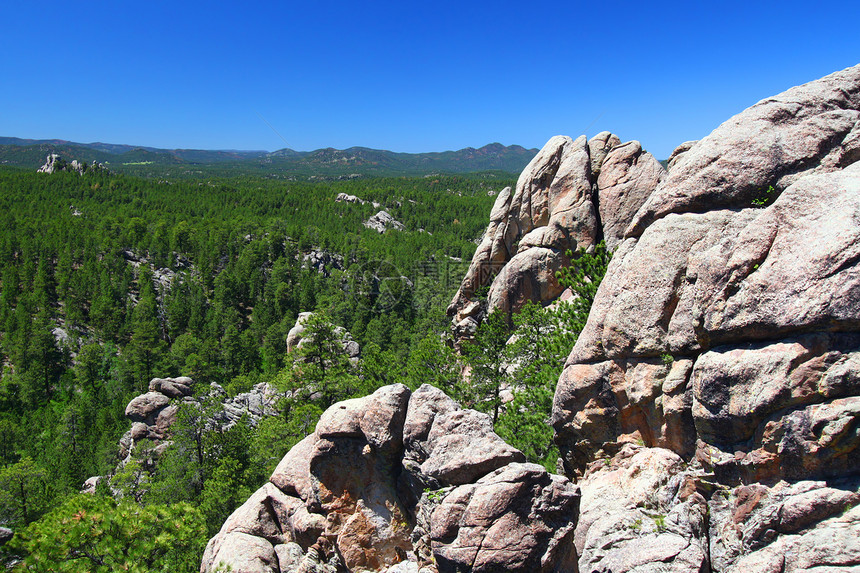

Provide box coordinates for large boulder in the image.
[430,463,579,573]
[124,392,170,424]
[202,384,579,573]
[148,376,193,398]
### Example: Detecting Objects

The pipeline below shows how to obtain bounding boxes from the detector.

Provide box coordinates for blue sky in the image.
[2,1,858,159]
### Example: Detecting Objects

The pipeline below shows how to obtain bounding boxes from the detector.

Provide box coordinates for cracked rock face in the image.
[201,384,580,573]
[447,132,664,337]
[573,444,860,573]
[552,64,860,571]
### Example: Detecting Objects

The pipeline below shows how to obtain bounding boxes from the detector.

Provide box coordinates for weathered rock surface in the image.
[597,141,666,251]
[626,64,860,237]
[552,64,860,571]
[573,444,860,573]
[38,153,108,175]
[202,384,579,573]
[364,211,405,233]
[286,312,361,360]
[554,164,860,482]
[448,131,664,335]
[85,376,279,493]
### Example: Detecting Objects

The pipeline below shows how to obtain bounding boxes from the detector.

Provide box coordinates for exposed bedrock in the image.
[447,132,664,336]
[553,160,860,483]
[552,63,860,572]
[201,384,580,573]
[626,64,860,237]
[572,444,860,573]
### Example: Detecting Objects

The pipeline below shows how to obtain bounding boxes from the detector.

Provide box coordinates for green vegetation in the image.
[7,494,206,572]
[0,164,609,567]
[461,243,612,471]
[751,184,776,207]
[0,140,538,178]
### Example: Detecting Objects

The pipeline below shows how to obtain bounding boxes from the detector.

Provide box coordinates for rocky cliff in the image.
[552,63,860,571]
[447,132,664,338]
[206,64,860,572]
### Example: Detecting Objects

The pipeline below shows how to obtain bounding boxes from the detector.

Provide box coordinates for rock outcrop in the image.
[447,132,665,338]
[201,384,580,573]
[336,193,380,208]
[572,444,859,573]
[552,63,860,571]
[364,211,405,233]
[83,376,279,493]
[302,249,345,276]
[38,153,107,175]
[286,312,361,362]
[202,65,860,573]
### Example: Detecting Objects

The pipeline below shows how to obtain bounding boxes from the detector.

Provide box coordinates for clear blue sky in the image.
[2,1,858,159]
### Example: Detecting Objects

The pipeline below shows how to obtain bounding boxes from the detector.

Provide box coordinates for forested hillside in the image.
[0,165,610,569]
[0,165,502,469]
[0,139,539,178]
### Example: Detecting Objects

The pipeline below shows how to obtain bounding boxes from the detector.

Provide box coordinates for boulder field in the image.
[205,64,860,571]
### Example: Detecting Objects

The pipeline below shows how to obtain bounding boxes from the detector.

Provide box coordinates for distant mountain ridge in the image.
[0,136,539,176]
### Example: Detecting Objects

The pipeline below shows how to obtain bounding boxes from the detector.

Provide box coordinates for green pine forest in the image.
[0,164,608,571]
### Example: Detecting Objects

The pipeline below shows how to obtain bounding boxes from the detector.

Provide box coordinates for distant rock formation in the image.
[552,63,860,571]
[201,384,580,573]
[38,153,107,175]
[0,526,12,546]
[336,192,380,208]
[364,211,405,233]
[82,376,278,494]
[286,312,361,362]
[447,132,664,339]
[301,249,345,276]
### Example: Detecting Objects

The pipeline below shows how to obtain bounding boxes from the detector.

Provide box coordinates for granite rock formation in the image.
[553,63,860,571]
[203,65,860,573]
[447,132,664,338]
[364,211,405,233]
[37,153,107,175]
[201,384,580,573]
[82,376,278,494]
